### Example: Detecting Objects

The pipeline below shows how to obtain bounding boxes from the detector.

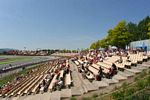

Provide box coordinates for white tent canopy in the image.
[111,46,117,49]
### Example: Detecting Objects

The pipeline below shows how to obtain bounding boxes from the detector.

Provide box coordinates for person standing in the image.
[98,66,103,80]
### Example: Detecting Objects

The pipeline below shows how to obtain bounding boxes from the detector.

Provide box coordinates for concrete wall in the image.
[0,64,37,78]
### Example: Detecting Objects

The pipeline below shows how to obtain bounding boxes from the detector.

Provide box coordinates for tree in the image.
[90,42,99,49]
[138,16,150,40]
[72,50,77,53]
[98,38,108,48]
[147,22,150,37]
[126,22,139,41]
[90,16,150,49]
[107,21,132,48]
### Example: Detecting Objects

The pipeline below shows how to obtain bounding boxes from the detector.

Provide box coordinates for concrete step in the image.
[69,60,78,70]
[143,61,150,65]
[22,94,44,100]
[81,83,88,94]
[92,80,109,88]
[136,65,148,69]
[71,71,82,87]
[0,98,7,100]
[82,79,99,91]
[15,95,28,100]
[71,87,82,96]
[118,71,133,78]
[125,68,141,74]
[69,60,83,87]
[141,63,150,68]
[124,70,135,76]
[113,74,127,81]
[112,77,119,83]
[75,74,88,94]
[102,78,118,85]
[10,97,20,100]
[69,60,87,94]
[41,92,52,100]
[50,91,60,100]
[132,66,147,71]
[61,89,72,98]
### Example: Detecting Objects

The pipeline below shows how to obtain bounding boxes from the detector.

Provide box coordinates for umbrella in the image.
[111,46,117,49]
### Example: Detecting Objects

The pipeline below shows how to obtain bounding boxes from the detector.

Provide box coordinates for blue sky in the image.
[0,0,149,50]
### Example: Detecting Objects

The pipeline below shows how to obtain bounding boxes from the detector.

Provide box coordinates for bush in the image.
[136,80,145,90]
[122,82,128,91]
[82,97,92,100]
[148,70,150,74]
[139,71,146,78]
[134,77,139,81]
[92,93,98,98]
[146,76,150,86]
[125,87,135,96]
[130,92,150,100]
[99,93,104,95]
[122,82,128,87]
[113,86,118,91]
[112,91,124,100]
[70,97,77,100]
[125,95,133,100]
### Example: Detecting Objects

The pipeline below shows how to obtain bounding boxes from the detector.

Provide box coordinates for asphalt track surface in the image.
[0,56,60,73]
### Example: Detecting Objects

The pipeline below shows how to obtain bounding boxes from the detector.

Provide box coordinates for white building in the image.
[130,39,150,51]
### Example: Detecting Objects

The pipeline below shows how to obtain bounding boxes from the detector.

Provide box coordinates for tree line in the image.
[48,49,78,54]
[90,16,150,49]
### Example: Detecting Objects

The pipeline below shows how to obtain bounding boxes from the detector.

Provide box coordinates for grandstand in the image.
[0,49,150,100]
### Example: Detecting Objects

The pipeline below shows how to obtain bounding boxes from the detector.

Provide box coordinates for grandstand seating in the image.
[0,51,150,100]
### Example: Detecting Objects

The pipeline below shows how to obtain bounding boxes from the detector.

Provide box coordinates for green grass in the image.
[0,69,27,87]
[0,66,35,87]
[112,72,150,100]
[70,97,77,100]
[0,57,32,65]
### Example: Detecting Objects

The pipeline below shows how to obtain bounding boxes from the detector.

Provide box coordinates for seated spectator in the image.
[112,63,117,75]
[38,84,42,90]
[98,66,103,78]
[84,67,88,73]
[106,68,113,79]
[126,56,131,62]
[81,63,85,71]
[46,74,52,80]
[99,56,103,62]
[116,56,123,63]
[95,74,101,81]
[42,79,46,86]
[82,72,86,79]
[57,77,63,90]
[78,67,82,73]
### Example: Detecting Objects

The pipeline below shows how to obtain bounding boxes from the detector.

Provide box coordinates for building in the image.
[130,39,150,51]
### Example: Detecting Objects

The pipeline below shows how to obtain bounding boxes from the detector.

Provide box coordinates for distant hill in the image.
[0,48,16,53]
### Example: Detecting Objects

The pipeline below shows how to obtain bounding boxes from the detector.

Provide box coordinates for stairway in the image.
[118,71,134,78]
[125,68,141,74]
[92,80,109,88]
[69,60,86,94]
[113,74,127,81]
[61,89,72,98]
